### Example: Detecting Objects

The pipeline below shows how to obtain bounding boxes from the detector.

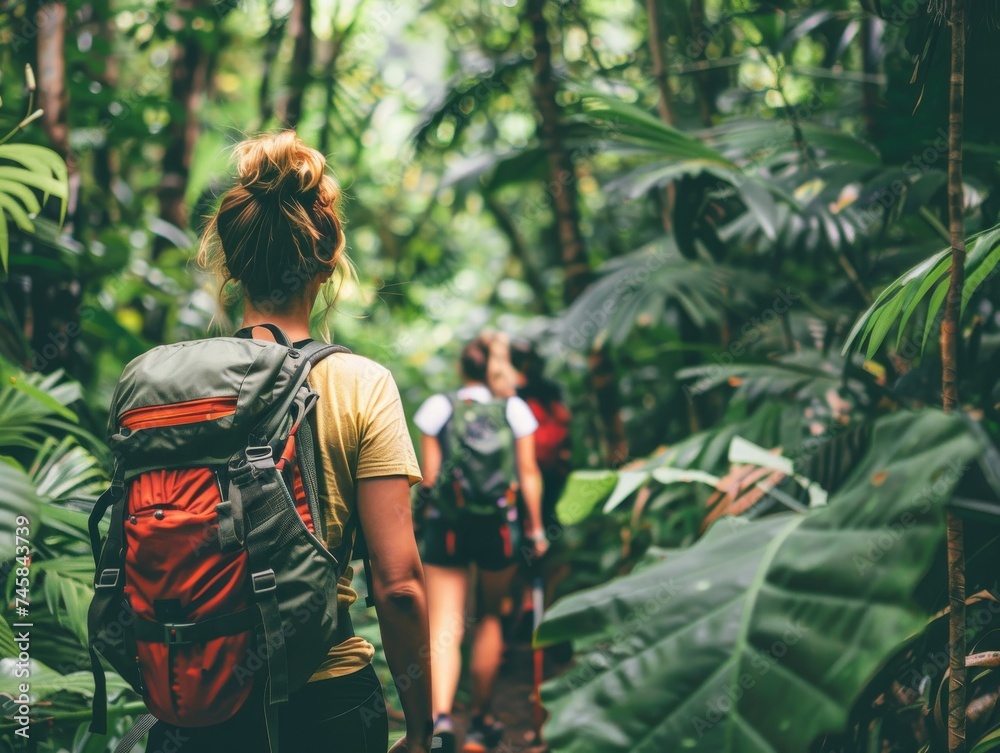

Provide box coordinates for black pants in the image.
[145,663,387,753]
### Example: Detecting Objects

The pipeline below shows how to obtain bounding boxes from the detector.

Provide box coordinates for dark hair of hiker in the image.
[460,338,490,383]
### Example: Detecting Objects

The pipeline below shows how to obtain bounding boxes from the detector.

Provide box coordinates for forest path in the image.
[450,634,554,753]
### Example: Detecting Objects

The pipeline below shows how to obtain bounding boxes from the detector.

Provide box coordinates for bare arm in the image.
[357,476,432,753]
[515,433,545,547]
[419,433,442,488]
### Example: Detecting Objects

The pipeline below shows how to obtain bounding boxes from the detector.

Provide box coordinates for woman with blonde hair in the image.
[145,131,433,753]
[414,334,547,753]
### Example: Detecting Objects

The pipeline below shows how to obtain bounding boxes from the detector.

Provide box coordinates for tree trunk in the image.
[859,17,882,136]
[486,195,552,315]
[526,0,627,465]
[280,0,312,129]
[645,0,675,234]
[688,0,717,126]
[318,7,363,155]
[526,0,590,305]
[155,0,209,258]
[93,0,120,226]
[31,0,80,374]
[645,0,674,126]
[258,11,287,127]
[36,1,69,158]
[941,0,966,751]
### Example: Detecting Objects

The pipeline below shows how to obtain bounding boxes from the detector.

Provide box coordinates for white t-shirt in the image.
[413,384,538,439]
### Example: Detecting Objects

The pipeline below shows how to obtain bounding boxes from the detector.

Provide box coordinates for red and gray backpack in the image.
[86,324,363,752]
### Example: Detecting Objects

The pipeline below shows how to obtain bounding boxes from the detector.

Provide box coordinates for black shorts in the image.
[421,509,522,571]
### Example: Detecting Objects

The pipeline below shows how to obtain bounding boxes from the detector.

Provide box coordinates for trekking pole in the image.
[531,573,546,743]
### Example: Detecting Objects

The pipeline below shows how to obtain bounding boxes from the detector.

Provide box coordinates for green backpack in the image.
[86,324,362,753]
[433,393,517,518]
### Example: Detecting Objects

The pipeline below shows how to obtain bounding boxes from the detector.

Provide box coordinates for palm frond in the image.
[0,361,87,452]
[554,239,763,349]
[29,436,106,505]
[842,223,1000,358]
[0,456,39,559]
[0,143,69,275]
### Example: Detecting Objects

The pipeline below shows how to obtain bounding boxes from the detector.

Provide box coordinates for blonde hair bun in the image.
[234,131,327,202]
[197,130,349,314]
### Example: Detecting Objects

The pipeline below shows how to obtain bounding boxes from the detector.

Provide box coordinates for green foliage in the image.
[843,223,1000,358]
[0,142,69,277]
[538,410,984,753]
[2,0,1000,749]
[0,456,38,560]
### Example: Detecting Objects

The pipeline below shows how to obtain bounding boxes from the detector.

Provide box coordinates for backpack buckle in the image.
[244,446,274,476]
[96,568,120,588]
[251,569,277,594]
[163,622,197,645]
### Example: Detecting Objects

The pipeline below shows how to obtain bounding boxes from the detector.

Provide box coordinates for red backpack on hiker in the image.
[524,396,571,477]
[86,324,365,753]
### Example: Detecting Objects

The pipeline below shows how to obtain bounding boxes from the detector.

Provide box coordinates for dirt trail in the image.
[450,632,563,753]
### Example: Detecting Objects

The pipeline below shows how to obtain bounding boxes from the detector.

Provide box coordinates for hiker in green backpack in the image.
[414,337,548,753]
[132,131,434,753]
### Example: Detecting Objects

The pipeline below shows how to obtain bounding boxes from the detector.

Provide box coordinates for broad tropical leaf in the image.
[29,436,106,504]
[536,409,983,753]
[0,614,17,658]
[556,471,619,525]
[39,563,92,647]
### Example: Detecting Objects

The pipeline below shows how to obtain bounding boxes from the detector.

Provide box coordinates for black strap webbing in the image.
[88,473,123,567]
[87,477,128,736]
[131,607,256,644]
[285,340,376,607]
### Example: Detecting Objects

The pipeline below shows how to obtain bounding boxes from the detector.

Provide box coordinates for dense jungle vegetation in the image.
[4,0,1000,751]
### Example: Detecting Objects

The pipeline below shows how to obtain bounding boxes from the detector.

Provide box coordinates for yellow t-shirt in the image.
[302,351,422,682]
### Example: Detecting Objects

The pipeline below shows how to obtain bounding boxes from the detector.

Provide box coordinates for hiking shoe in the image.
[434,715,456,753]
[463,716,504,752]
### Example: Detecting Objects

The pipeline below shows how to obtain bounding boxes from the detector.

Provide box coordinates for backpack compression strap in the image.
[87,464,127,736]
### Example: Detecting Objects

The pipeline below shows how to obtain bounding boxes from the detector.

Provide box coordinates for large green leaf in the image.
[536,409,983,753]
[40,565,93,647]
[556,470,620,526]
[0,613,17,658]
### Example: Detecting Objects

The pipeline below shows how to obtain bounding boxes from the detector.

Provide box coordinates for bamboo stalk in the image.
[941,0,966,751]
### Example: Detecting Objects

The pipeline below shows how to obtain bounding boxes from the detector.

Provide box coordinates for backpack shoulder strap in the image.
[297,339,352,364]
[290,340,351,536]
[287,342,378,607]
